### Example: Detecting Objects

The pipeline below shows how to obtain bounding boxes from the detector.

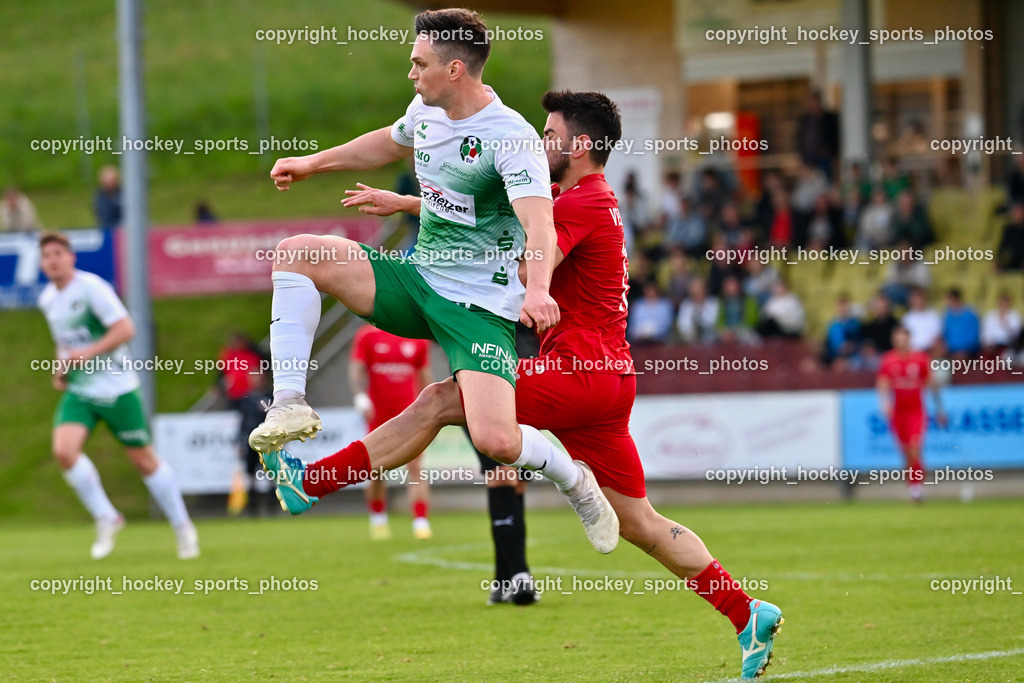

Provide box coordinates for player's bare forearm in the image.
[315,128,411,172]
[512,196,560,331]
[271,128,412,190]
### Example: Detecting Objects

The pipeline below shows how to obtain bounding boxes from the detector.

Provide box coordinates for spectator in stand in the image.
[659,171,683,227]
[627,281,674,345]
[1006,152,1024,207]
[880,157,909,199]
[768,188,794,247]
[806,193,841,250]
[717,275,758,344]
[743,257,780,308]
[857,186,893,250]
[755,170,784,240]
[861,292,899,354]
[706,233,740,296]
[756,280,805,339]
[718,202,750,249]
[660,248,694,308]
[841,185,862,245]
[881,241,931,308]
[627,251,656,304]
[664,194,707,257]
[996,203,1024,272]
[981,292,1022,354]
[942,287,981,360]
[676,278,719,345]
[195,200,218,224]
[843,161,871,206]
[823,294,861,368]
[94,165,122,231]
[890,189,933,249]
[902,287,943,353]
[1,186,43,232]
[620,172,649,258]
[791,164,830,246]
[796,89,839,180]
[695,167,727,218]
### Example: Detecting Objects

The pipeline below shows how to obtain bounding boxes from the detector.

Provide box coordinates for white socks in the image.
[63,454,119,521]
[512,425,581,492]
[270,271,322,395]
[143,462,191,529]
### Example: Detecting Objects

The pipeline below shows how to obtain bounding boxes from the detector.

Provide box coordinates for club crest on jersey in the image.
[400,341,418,358]
[460,136,483,164]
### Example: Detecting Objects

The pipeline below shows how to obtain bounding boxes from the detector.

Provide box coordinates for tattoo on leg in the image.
[670,526,686,540]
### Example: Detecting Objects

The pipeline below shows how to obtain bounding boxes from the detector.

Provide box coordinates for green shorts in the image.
[357,243,518,385]
[54,389,152,447]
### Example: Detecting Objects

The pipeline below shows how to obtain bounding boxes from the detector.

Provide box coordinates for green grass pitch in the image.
[2,499,1022,681]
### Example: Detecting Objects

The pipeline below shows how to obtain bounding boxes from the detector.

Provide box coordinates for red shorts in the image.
[514,355,645,498]
[890,410,925,448]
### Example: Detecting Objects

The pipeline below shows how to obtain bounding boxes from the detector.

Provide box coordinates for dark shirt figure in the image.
[94,165,122,230]
[796,91,839,180]
[997,203,1024,272]
[890,190,933,249]
[861,293,899,353]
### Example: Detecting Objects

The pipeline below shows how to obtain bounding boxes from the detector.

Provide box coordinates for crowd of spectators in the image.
[624,92,1024,376]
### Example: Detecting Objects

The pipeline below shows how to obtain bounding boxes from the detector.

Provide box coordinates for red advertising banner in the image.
[116,217,383,297]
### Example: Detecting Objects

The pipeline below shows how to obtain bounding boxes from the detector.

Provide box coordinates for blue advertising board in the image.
[0,229,115,309]
[841,384,1024,470]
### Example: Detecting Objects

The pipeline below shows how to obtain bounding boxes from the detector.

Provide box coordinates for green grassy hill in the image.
[0,1,550,520]
[0,0,551,226]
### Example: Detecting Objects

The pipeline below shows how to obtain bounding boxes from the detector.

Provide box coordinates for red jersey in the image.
[351,326,430,416]
[878,350,930,413]
[220,346,263,401]
[542,174,633,374]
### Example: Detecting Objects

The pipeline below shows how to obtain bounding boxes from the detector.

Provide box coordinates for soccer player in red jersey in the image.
[350,325,433,539]
[269,91,783,679]
[876,325,947,502]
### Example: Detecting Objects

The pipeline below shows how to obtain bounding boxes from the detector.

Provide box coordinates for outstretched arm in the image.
[271,127,413,191]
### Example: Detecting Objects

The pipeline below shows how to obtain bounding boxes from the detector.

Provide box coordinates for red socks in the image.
[304,441,370,498]
[368,499,386,514]
[691,559,754,633]
[413,500,429,519]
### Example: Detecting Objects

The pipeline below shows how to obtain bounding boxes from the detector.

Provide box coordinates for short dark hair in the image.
[39,231,72,252]
[414,8,490,78]
[541,90,622,166]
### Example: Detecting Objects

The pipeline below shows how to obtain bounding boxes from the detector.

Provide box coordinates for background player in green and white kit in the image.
[250,8,618,553]
[38,231,199,560]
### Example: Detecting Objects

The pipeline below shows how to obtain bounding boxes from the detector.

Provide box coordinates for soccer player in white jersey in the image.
[37,231,199,560]
[250,8,618,552]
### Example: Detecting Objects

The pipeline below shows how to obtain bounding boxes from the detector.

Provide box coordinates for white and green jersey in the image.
[391,90,552,320]
[38,269,139,399]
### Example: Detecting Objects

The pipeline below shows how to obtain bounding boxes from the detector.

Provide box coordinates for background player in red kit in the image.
[876,325,947,502]
[271,91,784,679]
[350,325,433,539]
